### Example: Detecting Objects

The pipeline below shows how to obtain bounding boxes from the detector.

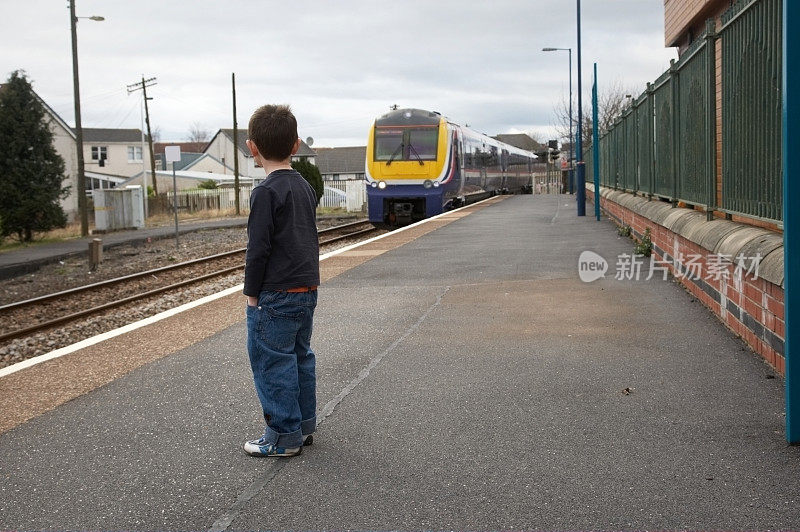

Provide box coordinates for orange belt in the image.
[283,285,318,293]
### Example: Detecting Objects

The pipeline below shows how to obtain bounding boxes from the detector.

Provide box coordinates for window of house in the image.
[91,146,107,162]
[127,146,143,162]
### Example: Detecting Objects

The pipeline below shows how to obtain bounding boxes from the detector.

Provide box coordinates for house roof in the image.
[154,141,208,154]
[210,128,315,157]
[182,153,232,172]
[313,146,367,175]
[81,128,144,143]
[120,169,256,187]
[492,133,541,152]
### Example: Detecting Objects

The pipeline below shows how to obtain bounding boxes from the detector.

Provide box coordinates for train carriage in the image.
[365,108,536,224]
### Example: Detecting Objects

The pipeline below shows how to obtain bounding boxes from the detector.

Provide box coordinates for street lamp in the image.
[542,47,573,194]
[575,0,586,216]
[69,0,104,237]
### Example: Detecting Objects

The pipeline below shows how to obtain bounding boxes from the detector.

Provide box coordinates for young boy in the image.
[243,104,320,457]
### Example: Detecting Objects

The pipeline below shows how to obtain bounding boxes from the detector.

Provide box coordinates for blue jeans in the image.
[246,289,317,449]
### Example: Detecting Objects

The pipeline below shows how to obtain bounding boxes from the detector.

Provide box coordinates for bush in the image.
[0,71,68,242]
[291,158,323,205]
[634,228,653,257]
[198,179,218,190]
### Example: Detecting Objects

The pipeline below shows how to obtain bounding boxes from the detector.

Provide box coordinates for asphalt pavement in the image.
[1,194,798,530]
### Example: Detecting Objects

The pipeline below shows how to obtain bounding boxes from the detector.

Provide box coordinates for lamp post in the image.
[69,0,104,237]
[542,47,573,194]
[575,0,586,216]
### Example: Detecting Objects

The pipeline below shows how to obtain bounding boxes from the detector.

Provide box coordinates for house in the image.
[664,0,730,55]
[204,128,316,178]
[313,146,366,181]
[82,128,153,179]
[121,169,255,192]
[153,141,208,171]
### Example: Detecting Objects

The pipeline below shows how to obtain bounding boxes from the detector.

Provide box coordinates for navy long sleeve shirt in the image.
[243,169,320,296]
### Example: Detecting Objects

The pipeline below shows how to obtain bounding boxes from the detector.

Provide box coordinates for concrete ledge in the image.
[589,185,784,287]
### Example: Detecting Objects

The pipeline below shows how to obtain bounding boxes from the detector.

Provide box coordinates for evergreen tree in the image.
[0,71,68,242]
[291,158,324,206]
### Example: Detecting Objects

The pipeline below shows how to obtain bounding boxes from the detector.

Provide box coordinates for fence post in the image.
[647,82,655,201]
[622,112,628,191]
[633,103,640,195]
[706,19,718,221]
[670,58,680,207]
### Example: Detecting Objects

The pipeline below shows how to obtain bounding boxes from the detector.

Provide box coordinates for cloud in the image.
[1,0,676,145]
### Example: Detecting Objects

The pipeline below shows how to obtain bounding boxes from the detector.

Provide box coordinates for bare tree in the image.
[151,125,162,143]
[552,79,635,154]
[187,122,210,143]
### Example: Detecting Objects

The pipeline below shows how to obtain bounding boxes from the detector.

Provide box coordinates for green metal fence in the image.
[591,0,782,223]
[721,0,783,221]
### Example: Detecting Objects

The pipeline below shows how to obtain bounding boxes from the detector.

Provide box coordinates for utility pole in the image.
[232,73,241,215]
[69,0,88,236]
[127,76,158,195]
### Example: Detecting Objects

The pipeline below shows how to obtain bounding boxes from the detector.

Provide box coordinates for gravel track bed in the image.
[0,228,387,371]
[0,253,244,333]
[0,216,360,306]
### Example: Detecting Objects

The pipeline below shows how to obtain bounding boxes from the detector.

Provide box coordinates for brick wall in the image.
[588,186,786,375]
[665,0,730,49]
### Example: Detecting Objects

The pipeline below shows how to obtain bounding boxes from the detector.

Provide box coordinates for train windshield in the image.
[374,126,439,162]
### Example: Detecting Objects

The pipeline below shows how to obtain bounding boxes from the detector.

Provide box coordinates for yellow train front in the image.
[366,108,535,224]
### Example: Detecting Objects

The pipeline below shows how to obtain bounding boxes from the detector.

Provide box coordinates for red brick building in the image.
[664,0,731,54]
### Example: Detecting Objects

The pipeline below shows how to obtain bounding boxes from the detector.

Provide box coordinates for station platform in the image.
[1,194,799,530]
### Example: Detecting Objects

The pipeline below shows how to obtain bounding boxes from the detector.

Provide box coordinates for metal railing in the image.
[589,0,782,223]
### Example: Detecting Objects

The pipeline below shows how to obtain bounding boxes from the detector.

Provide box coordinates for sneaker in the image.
[303,434,314,446]
[243,436,301,457]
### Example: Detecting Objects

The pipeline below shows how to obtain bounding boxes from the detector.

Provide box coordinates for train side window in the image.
[489,146,499,168]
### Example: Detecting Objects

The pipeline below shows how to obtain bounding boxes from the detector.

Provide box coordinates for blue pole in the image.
[575,0,586,216]
[783,0,799,443]
[569,48,574,195]
[592,63,600,221]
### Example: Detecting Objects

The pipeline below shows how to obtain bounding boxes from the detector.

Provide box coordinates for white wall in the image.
[83,141,152,178]
[45,117,78,221]
[205,133,255,177]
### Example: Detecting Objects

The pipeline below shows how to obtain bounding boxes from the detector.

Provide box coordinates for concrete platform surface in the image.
[1,195,798,530]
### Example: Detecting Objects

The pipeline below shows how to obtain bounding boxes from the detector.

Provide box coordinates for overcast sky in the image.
[1,0,676,147]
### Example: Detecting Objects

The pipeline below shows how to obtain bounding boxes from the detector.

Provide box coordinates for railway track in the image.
[0,220,379,345]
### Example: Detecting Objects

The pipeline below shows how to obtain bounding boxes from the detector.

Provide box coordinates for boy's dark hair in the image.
[248,104,298,161]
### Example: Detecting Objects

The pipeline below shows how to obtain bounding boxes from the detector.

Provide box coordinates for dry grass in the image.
[146,208,247,227]
[0,223,84,252]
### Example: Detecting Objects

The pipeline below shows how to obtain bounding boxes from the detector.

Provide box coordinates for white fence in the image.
[321,180,366,212]
[162,180,366,214]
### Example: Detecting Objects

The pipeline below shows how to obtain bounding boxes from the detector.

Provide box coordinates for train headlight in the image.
[423,180,433,189]
[370,182,378,188]
[378,181,387,190]
[433,181,440,188]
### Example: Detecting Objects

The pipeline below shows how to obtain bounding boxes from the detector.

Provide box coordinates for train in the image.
[365,108,537,224]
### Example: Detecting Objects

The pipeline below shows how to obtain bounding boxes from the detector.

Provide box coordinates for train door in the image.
[501,149,509,192]
[480,142,488,189]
